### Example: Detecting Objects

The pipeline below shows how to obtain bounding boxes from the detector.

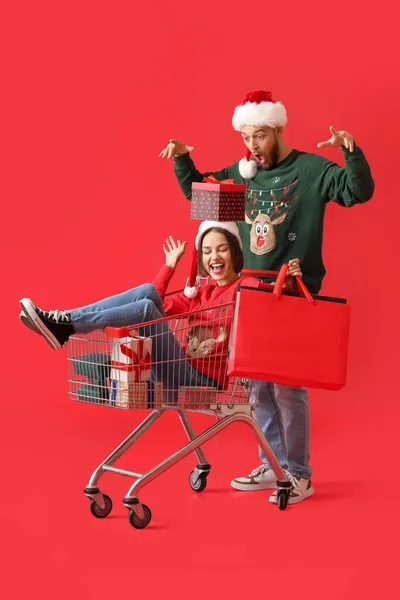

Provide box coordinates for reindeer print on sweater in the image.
[245,177,299,256]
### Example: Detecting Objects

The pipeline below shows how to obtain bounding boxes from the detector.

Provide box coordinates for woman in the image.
[20,221,301,394]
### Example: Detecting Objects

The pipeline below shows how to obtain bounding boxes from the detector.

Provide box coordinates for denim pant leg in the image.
[253,381,287,469]
[73,284,165,316]
[143,317,213,404]
[70,296,212,403]
[273,384,312,479]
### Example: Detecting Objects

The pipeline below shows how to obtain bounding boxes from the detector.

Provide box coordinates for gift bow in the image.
[111,353,151,376]
[111,359,150,376]
[121,343,150,367]
[112,338,151,375]
[203,175,235,184]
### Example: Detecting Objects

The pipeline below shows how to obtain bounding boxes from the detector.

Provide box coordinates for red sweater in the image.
[152,265,262,388]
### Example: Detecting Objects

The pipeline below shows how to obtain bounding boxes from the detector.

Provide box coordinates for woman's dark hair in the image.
[197,227,244,277]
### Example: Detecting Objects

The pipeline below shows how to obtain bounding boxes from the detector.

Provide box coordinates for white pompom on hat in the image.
[184,221,242,298]
[232,90,287,179]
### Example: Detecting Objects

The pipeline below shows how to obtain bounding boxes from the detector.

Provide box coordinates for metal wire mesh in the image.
[68,303,254,411]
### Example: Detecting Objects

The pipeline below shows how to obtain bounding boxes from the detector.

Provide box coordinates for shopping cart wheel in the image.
[128,505,152,529]
[189,471,208,492]
[89,494,113,518]
[277,489,290,511]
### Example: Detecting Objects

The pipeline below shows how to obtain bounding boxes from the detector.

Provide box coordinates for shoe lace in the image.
[250,464,267,477]
[283,470,301,490]
[39,308,70,323]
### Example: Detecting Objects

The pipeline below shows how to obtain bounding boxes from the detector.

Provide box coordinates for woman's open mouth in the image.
[210,263,225,275]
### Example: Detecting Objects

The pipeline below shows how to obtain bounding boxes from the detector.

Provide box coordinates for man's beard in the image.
[260,138,280,170]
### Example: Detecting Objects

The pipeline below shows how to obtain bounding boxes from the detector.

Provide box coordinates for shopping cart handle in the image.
[106,326,139,338]
[241,268,280,278]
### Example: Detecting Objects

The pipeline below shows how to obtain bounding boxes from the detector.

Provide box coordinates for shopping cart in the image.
[68,284,293,529]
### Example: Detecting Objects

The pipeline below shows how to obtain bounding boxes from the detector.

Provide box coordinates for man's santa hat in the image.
[232,90,288,180]
[184,221,242,298]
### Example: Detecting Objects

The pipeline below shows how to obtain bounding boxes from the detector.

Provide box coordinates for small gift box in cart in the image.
[191,175,246,221]
[108,330,152,406]
[112,381,163,410]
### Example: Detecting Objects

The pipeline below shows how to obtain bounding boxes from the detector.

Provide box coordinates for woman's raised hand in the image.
[163,236,187,269]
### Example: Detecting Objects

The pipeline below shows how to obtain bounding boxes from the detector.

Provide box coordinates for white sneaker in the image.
[269,471,314,505]
[231,464,278,491]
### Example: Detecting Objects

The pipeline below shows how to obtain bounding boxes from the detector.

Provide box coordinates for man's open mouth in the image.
[253,154,266,164]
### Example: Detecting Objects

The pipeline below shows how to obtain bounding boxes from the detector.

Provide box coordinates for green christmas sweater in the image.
[174,145,374,293]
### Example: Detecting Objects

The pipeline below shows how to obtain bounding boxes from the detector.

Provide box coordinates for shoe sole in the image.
[269,486,314,505]
[20,298,61,350]
[20,311,43,336]
[230,479,277,491]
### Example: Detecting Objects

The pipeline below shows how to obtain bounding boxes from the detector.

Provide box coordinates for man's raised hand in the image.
[159,139,195,159]
[317,126,354,153]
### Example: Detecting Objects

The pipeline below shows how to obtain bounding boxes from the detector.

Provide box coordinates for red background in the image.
[1,1,399,598]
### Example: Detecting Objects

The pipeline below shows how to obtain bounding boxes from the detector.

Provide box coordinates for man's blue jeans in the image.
[250,381,312,479]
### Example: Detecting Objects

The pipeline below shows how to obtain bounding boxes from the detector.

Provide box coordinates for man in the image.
[159,90,374,504]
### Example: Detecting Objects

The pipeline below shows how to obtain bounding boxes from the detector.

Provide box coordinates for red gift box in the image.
[191,176,246,222]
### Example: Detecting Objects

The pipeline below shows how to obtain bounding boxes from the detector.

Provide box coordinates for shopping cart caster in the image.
[124,497,152,529]
[276,480,292,510]
[128,505,152,529]
[89,494,113,519]
[277,490,290,510]
[189,464,210,492]
[189,470,208,492]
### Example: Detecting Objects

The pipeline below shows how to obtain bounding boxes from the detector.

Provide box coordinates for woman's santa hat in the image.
[184,221,242,298]
[232,90,288,180]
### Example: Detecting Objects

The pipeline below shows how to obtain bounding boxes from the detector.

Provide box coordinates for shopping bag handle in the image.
[241,267,301,290]
[274,264,315,305]
[241,268,280,278]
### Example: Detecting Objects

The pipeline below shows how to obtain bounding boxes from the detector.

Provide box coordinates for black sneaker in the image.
[20,298,74,350]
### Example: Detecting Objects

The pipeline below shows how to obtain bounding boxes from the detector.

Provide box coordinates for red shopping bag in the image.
[227,265,351,390]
